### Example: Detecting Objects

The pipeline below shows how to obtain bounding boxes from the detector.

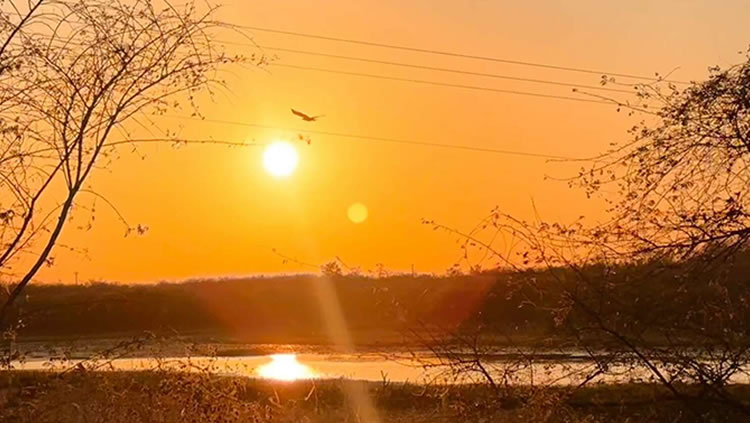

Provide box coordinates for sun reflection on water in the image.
[256,354,316,381]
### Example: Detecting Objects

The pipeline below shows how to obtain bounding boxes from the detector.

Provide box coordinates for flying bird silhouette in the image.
[291,108,324,122]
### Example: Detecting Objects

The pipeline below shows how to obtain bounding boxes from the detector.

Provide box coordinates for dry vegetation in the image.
[2,0,750,421]
[2,370,748,423]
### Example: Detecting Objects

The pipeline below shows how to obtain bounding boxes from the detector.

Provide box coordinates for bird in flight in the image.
[291,108,324,122]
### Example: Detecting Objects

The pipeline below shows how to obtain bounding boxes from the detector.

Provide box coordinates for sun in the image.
[263,141,299,177]
[256,354,315,381]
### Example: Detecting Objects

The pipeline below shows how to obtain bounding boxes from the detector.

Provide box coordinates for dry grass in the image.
[1,371,747,423]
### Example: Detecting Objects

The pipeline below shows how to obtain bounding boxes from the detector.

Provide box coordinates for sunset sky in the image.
[37,0,750,283]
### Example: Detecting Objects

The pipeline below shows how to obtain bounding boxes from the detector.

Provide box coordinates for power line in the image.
[160,115,578,160]
[272,63,619,105]
[251,44,636,95]
[238,25,689,84]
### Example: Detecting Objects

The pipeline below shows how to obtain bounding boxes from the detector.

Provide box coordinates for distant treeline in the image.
[4,273,547,343]
[5,253,750,345]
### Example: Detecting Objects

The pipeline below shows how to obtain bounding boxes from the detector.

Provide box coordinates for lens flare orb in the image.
[347,203,368,224]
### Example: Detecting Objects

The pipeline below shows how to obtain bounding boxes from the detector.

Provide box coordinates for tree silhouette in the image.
[427,50,750,416]
[578,52,750,261]
[0,0,261,329]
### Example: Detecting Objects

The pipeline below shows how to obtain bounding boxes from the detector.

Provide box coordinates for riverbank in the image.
[2,371,748,422]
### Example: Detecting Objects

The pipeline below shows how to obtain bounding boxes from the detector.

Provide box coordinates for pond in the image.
[14,351,745,386]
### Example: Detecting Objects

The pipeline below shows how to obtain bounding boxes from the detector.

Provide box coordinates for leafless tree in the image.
[0,0,263,332]
[425,50,750,418]
[576,51,750,261]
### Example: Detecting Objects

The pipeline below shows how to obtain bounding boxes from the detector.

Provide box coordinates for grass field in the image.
[1,370,748,422]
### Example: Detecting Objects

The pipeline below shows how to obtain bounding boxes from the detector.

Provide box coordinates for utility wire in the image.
[160,115,579,160]
[251,44,636,95]
[238,25,689,84]
[273,63,620,105]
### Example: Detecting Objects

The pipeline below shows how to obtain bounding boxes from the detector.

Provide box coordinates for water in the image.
[14,351,747,386]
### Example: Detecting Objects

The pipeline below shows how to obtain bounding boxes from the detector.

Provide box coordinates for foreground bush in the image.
[1,371,749,423]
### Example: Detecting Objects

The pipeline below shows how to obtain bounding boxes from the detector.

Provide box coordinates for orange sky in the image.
[35,0,750,283]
